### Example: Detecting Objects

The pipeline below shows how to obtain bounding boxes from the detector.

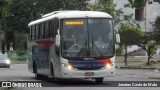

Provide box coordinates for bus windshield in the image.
[61,18,114,59]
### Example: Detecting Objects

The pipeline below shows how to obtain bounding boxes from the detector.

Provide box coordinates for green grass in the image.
[11,59,27,64]
[115,56,160,69]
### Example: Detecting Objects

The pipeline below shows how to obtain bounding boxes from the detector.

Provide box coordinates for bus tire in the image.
[50,63,57,81]
[34,64,41,79]
[95,78,103,84]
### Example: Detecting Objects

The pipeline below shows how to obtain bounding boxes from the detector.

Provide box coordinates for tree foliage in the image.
[119,24,142,46]
[126,0,146,8]
[118,23,143,65]
[0,0,12,20]
[3,0,88,50]
[88,0,114,16]
[126,0,160,8]
[5,0,88,32]
[14,32,27,55]
[125,0,158,65]
[34,0,88,14]
[136,32,156,65]
[113,8,124,27]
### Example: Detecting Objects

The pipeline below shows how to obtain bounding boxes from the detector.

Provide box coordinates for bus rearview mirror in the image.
[56,35,60,46]
[56,29,60,46]
[116,34,120,43]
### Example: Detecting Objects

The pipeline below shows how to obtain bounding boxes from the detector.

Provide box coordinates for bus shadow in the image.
[34,75,112,86]
[44,78,112,86]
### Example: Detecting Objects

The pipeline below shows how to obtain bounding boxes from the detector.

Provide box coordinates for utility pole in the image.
[144,1,148,61]
[145,1,147,32]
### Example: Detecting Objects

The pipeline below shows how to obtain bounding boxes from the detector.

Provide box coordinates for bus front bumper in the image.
[59,63,115,78]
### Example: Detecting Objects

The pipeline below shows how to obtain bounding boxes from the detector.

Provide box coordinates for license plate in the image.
[85,72,94,76]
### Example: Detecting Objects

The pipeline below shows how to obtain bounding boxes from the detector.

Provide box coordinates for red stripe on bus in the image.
[96,59,112,64]
[36,39,55,48]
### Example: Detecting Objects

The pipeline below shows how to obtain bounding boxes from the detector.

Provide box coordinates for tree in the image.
[136,33,156,65]
[118,23,143,65]
[118,0,157,66]
[5,0,88,32]
[118,11,143,66]
[0,0,12,53]
[3,0,36,51]
[14,32,27,57]
[136,16,160,65]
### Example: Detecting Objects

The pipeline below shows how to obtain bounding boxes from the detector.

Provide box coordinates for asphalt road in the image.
[0,64,160,90]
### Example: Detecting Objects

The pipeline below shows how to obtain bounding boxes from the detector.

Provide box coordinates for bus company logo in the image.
[2,82,11,87]
[84,58,95,60]
[85,64,91,68]
[73,64,85,67]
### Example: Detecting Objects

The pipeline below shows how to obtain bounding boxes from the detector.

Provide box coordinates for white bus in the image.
[27,11,116,83]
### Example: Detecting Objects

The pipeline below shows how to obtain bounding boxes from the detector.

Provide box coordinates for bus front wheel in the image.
[95,78,103,84]
[50,63,57,81]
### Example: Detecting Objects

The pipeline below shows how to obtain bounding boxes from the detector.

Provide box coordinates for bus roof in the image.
[28,11,112,26]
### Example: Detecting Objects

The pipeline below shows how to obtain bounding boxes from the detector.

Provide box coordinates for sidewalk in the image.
[115,56,160,70]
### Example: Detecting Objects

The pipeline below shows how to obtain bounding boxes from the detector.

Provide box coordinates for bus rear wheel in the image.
[34,65,41,79]
[35,72,41,79]
[95,78,103,84]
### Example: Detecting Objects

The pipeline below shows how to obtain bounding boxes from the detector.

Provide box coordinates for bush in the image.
[8,50,27,60]
[116,46,122,55]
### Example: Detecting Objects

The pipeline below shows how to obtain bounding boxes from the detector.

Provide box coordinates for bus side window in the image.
[54,19,59,36]
[29,27,32,40]
[40,23,44,39]
[50,20,55,38]
[48,21,51,37]
[32,26,36,40]
[36,24,40,40]
[45,22,49,38]
[43,23,45,38]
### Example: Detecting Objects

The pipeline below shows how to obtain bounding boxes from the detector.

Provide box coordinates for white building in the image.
[88,0,160,32]
[114,0,160,53]
[114,0,160,32]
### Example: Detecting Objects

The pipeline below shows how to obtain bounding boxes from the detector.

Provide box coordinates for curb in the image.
[116,66,160,70]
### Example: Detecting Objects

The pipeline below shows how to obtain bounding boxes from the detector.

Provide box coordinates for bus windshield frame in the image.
[60,18,115,60]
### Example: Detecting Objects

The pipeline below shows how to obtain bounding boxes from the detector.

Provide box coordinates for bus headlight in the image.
[67,64,73,70]
[62,64,73,70]
[104,63,111,69]
[6,60,11,64]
